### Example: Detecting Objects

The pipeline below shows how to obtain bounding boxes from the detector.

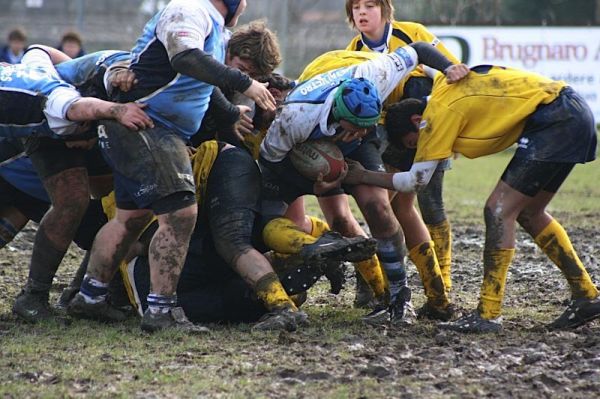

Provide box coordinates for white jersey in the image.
[260,46,418,162]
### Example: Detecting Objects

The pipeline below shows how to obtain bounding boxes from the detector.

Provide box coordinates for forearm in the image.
[391,161,439,192]
[171,49,252,93]
[66,98,124,122]
[409,42,453,73]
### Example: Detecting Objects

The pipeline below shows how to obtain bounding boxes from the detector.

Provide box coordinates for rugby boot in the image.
[299,231,377,264]
[417,302,458,322]
[362,302,390,326]
[12,279,53,323]
[67,292,127,323]
[252,308,309,332]
[547,296,600,330]
[56,286,79,311]
[389,286,416,326]
[439,311,502,334]
[353,271,376,309]
[140,307,210,334]
[324,261,347,294]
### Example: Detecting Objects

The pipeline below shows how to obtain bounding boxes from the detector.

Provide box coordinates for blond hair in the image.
[345,0,395,28]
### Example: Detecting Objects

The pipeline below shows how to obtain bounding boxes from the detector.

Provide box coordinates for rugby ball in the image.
[290,139,345,182]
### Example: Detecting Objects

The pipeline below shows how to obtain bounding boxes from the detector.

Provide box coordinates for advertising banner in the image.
[431,27,600,120]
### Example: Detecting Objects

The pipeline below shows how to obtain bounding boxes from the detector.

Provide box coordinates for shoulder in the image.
[346,35,363,51]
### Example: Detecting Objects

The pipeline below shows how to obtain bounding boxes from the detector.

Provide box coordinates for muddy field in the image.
[1,219,599,398]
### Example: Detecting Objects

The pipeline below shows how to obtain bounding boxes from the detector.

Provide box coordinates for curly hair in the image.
[228,20,282,77]
[345,0,395,28]
[385,99,426,147]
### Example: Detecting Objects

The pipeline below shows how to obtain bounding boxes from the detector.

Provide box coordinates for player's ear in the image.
[410,114,422,131]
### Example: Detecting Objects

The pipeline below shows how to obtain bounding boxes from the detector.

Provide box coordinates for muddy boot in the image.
[439,311,502,334]
[140,307,210,334]
[362,302,390,326]
[67,292,127,323]
[417,302,458,322]
[252,308,309,332]
[547,296,600,330]
[300,231,377,263]
[389,286,416,326]
[353,271,375,309]
[12,279,53,323]
[56,286,80,311]
[324,261,346,294]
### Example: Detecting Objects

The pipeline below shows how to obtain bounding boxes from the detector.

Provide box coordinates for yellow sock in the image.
[254,272,297,312]
[263,218,317,254]
[408,241,450,308]
[477,248,514,319]
[427,219,452,292]
[355,255,390,303]
[534,219,598,300]
[309,215,330,238]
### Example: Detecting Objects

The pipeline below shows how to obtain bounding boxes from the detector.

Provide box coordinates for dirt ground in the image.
[1,219,600,398]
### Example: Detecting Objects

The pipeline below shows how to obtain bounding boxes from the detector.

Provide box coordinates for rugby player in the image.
[259,43,468,325]
[344,0,460,318]
[66,0,278,333]
[344,65,600,332]
[1,46,153,323]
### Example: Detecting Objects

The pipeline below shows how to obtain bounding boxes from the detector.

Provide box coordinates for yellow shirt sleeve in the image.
[414,99,466,162]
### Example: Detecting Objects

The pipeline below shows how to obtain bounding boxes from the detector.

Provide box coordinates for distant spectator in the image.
[57,30,85,58]
[0,28,27,64]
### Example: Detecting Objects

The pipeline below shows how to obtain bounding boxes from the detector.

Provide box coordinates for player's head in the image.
[385,98,426,149]
[222,0,247,27]
[332,78,382,129]
[345,0,395,28]
[226,20,282,78]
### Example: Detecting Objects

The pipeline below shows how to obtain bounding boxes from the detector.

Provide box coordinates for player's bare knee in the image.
[363,200,398,235]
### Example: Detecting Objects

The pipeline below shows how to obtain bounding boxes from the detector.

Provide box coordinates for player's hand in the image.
[235,105,254,136]
[444,64,470,84]
[107,67,138,92]
[113,103,154,130]
[313,162,348,195]
[243,80,276,113]
[343,159,367,185]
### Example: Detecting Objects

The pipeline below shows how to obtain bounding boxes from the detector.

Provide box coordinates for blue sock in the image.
[147,293,177,314]
[80,275,109,304]
[377,238,408,299]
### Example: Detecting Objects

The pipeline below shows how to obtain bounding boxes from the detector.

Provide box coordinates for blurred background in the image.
[1,0,599,116]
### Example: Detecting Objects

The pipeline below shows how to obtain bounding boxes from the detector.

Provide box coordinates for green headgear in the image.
[332,78,382,128]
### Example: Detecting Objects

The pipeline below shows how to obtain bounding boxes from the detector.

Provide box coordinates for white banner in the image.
[430,26,600,121]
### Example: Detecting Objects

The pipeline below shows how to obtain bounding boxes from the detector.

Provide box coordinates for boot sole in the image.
[305,238,377,263]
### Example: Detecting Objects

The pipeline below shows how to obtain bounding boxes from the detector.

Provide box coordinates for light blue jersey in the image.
[122,0,227,139]
[56,50,130,88]
[0,48,81,139]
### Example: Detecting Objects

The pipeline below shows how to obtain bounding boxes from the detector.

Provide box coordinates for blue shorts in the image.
[98,120,195,211]
[516,87,596,164]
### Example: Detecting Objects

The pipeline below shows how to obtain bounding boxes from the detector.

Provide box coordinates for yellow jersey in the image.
[414,66,567,162]
[297,50,381,82]
[346,21,459,102]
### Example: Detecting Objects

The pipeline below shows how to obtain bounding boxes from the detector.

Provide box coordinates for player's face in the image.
[352,0,384,36]
[226,0,247,27]
[336,119,370,142]
[226,54,257,78]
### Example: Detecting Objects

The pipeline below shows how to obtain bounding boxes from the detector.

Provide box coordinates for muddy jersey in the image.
[56,50,130,89]
[346,21,459,102]
[0,48,81,139]
[414,65,567,162]
[121,0,226,139]
[260,46,418,162]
